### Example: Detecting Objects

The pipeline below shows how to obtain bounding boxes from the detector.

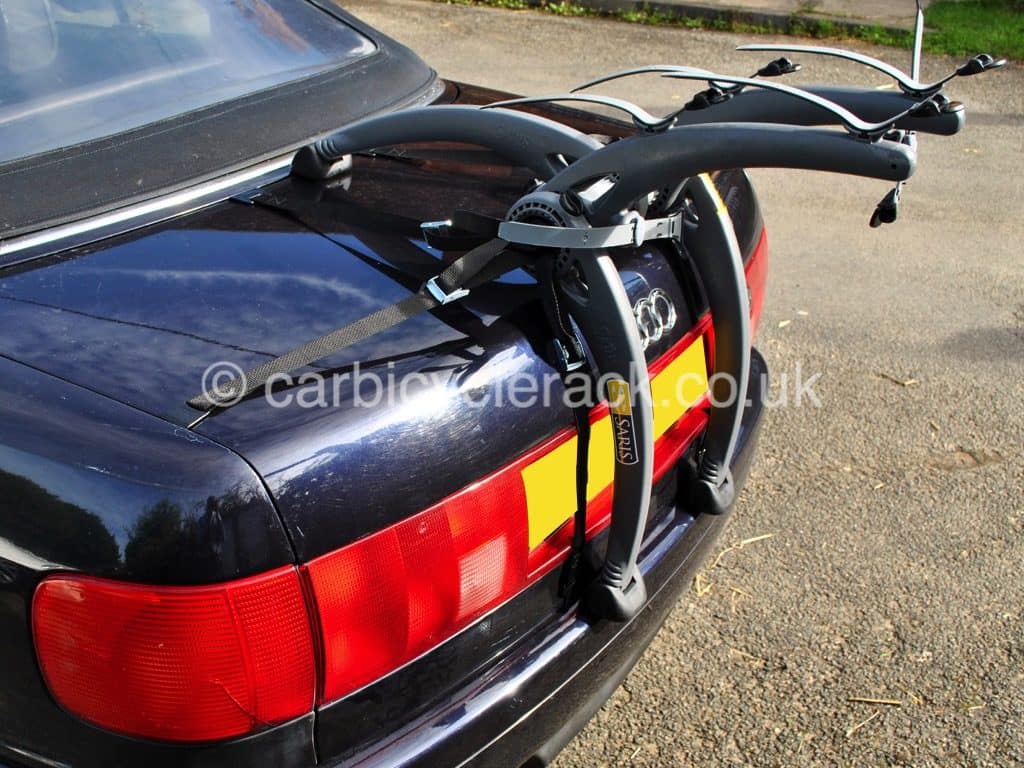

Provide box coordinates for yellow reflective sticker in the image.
[521,336,708,549]
[606,379,632,417]
[700,172,730,217]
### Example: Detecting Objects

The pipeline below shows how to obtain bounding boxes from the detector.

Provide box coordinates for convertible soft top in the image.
[0,7,437,241]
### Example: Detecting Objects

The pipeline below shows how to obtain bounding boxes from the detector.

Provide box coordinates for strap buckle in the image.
[420,219,454,235]
[553,338,587,373]
[424,276,470,305]
[643,211,683,242]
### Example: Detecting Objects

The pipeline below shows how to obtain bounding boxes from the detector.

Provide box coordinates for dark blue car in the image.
[1,1,781,765]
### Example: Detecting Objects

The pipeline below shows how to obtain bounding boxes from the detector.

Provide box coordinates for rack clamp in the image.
[497,211,683,250]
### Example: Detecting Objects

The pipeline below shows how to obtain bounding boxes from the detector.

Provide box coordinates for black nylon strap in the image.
[187,238,512,411]
[451,210,504,239]
[536,255,593,606]
[559,403,591,607]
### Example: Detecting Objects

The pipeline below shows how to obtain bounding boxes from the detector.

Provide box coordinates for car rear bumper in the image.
[336,348,767,768]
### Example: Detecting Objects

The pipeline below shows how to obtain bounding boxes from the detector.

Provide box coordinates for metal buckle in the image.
[424,276,470,305]
[644,212,683,242]
[420,219,454,235]
[553,338,586,373]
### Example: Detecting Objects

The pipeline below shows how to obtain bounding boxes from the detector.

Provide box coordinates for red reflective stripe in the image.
[746,228,769,337]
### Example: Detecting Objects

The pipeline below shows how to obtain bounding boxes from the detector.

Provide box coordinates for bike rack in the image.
[194,6,1001,621]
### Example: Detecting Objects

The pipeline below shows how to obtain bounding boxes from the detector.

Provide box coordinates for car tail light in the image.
[746,228,769,336]
[32,567,315,742]
[305,471,530,704]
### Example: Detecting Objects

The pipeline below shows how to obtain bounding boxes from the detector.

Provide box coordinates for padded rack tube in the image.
[540,122,917,224]
[292,106,604,181]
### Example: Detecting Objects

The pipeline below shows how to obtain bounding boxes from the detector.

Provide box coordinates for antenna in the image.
[912,0,924,82]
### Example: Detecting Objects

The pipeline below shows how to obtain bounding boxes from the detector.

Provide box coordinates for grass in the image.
[924,0,1024,60]
[442,0,757,30]
[439,0,1024,60]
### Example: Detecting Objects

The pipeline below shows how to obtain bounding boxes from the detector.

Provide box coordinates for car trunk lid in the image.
[0,142,711,555]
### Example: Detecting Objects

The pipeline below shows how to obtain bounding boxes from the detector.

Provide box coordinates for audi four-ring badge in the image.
[634,288,678,350]
[0,0,998,765]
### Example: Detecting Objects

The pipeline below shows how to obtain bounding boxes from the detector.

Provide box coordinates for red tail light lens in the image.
[306,471,530,704]
[746,228,769,336]
[32,567,315,742]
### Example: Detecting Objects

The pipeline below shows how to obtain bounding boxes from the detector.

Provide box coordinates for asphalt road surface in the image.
[344,2,1023,764]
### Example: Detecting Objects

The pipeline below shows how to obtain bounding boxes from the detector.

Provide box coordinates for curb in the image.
[508,0,910,38]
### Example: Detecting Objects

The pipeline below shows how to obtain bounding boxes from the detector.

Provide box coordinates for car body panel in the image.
[0,358,293,584]
[0,357,311,768]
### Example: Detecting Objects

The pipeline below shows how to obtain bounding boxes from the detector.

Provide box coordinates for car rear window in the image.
[0,0,375,164]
